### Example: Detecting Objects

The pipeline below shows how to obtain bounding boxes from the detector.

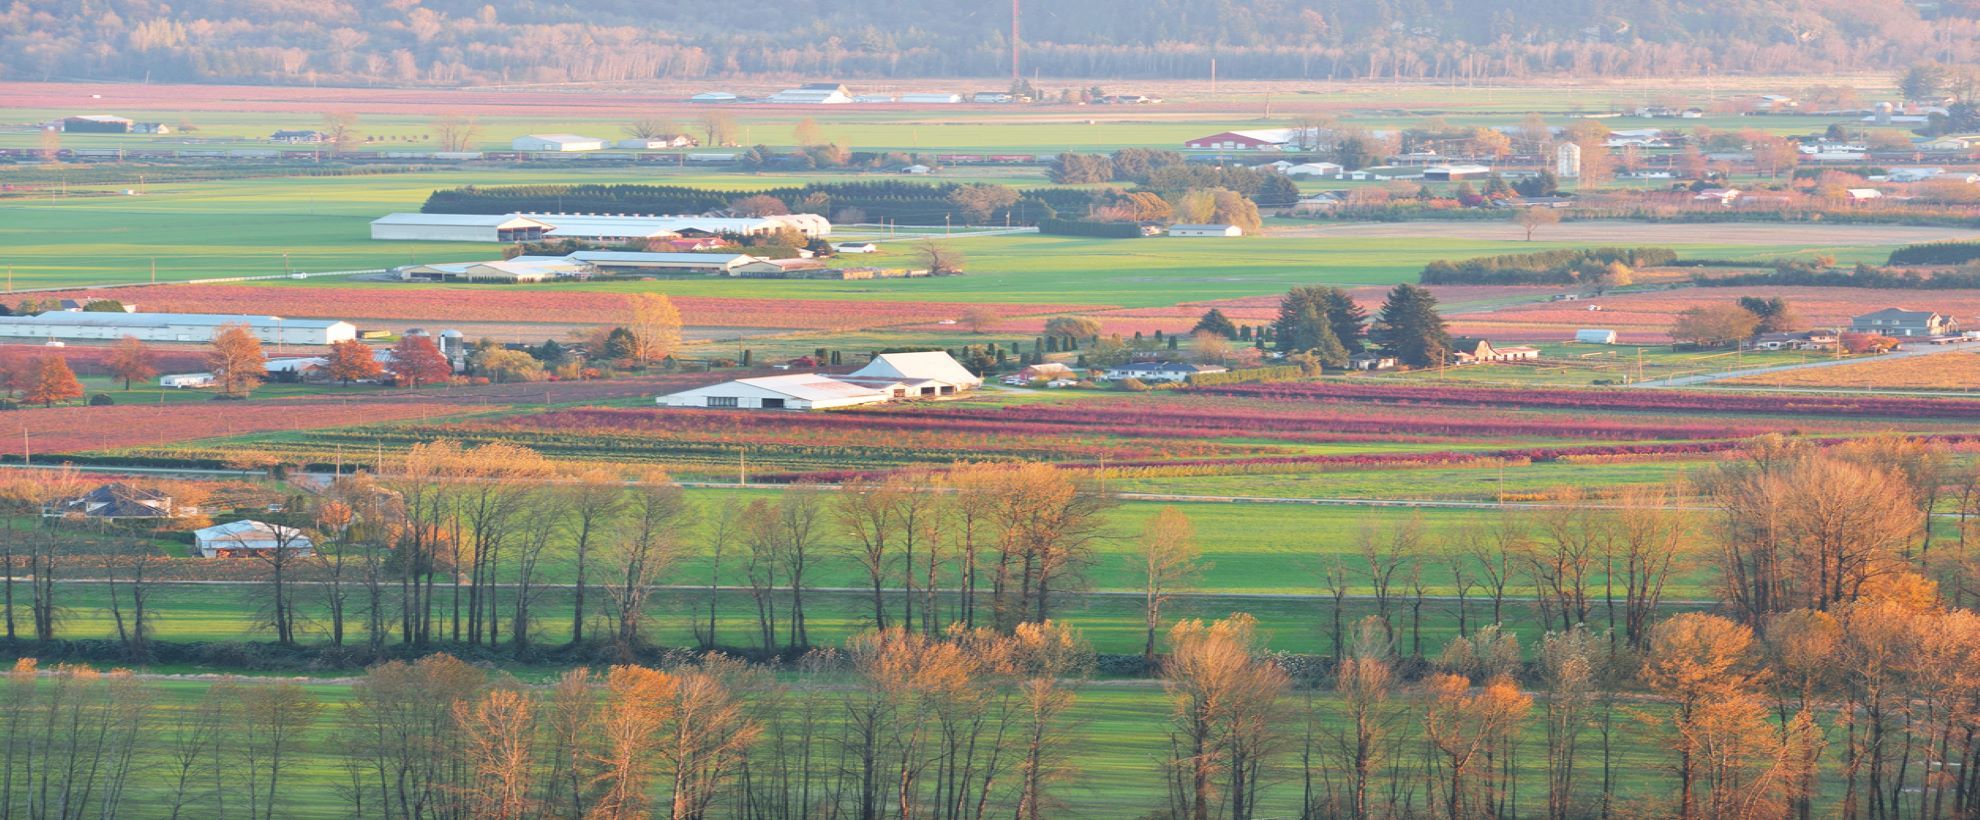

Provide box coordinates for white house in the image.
[1104,362,1227,382]
[512,134,606,152]
[369,213,552,243]
[195,520,315,558]
[1169,224,1243,238]
[1575,329,1619,344]
[835,242,879,254]
[658,373,892,410]
[0,312,356,345]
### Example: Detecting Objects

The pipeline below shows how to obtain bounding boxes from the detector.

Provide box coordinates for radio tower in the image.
[1011,0,1021,81]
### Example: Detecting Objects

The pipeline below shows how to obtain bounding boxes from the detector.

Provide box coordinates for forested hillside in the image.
[1,0,1976,85]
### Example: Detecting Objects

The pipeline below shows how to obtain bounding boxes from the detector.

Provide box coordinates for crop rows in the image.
[25,400,478,456]
[1201,381,1980,420]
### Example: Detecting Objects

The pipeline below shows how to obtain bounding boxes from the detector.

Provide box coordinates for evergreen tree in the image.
[1311,320,1350,368]
[1192,309,1238,338]
[1370,284,1453,367]
[1319,288,1368,354]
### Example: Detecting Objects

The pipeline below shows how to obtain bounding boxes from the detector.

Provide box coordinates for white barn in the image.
[659,374,892,410]
[848,351,982,394]
[0,312,356,345]
[195,520,315,558]
[370,213,551,243]
[511,134,606,152]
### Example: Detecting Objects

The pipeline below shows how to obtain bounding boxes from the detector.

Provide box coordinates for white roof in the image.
[372,213,551,229]
[0,312,349,330]
[735,374,889,401]
[567,250,752,267]
[1171,224,1239,231]
[1427,164,1492,174]
[520,133,603,144]
[849,351,982,387]
[195,519,311,544]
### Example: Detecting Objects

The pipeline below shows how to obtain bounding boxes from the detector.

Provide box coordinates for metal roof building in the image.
[370,213,552,242]
[659,373,893,410]
[0,312,357,344]
[511,134,606,152]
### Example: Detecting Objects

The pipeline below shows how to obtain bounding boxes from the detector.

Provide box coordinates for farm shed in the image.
[159,372,215,388]
[1183,130,1294,150]
[0,312,356,345]
[521,213,833,241]
[56,483,179,520]
[398,257,592,283]
[1422,165,1493,181]
[566,251,754,274]
[900,93,963,104]
[370,213,551,243]
[769,84,853,104]
[659,374,892,410]
[849,351,983,393]
[1169,224,1243,237]
[195,520,315,559]
[511,134,606,152]
[1575,329,1619,344]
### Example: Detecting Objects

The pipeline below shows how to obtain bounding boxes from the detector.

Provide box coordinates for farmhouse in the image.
[1575,329,1619,344]
[848,351,983,394]
[1349,353,1398,371]
[660,373,892,410]
[61,115,133,133]
[769,83,853,104]
[617,136,697,149]
[369,213,552,243]
[55,483,179,521]
[1452,339,1540,363]
[0,312,356,345]
[1753,330,1838,351]
[1169,224,1243,238]
[1104,362,1227,382]
[1184,130,1294,150]
[195,520,315,559]
[511,134,606,152]
[1851,308,1960,338]
[1003,362,1078,384]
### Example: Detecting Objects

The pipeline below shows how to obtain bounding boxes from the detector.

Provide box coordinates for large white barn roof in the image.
[0,312,349,330]
[849,351,982,387]
[372,213,551,229]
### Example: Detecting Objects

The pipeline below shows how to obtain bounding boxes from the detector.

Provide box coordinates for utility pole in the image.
[1010,0,1022,82]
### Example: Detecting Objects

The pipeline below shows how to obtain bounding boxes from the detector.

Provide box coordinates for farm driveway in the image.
[1635,339,1980,387]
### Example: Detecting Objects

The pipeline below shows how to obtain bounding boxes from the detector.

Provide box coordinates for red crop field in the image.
[33,285,1107,332]
[1448,286,1980,343]
[0,344,207,377]
[5,399,472,458]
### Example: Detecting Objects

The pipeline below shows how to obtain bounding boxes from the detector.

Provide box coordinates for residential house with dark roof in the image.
[1850,308,1960,338]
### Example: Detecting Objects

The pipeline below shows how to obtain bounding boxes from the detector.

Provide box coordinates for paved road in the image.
[1633,339,1979,388]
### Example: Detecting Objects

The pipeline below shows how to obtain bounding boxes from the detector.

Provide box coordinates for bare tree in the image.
[1163,614,1290,820]
[604,474,690,656]
[1135,506,1206,661]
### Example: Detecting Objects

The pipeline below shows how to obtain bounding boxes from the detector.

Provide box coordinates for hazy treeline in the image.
[5,0,1978,85]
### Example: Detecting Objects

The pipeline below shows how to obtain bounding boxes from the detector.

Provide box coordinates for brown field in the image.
[1268,221,1980,246]
[1724,352,1980,391]
[1449,286,1980,343]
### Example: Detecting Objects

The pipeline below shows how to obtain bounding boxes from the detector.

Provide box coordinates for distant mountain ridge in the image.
[1,0,1974,85]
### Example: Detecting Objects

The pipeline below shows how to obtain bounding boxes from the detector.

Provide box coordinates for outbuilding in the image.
[658,373,892,410]
[511,134,606,152]
[1169,224,1243,238]
[369,213,551,243]
[195,520,315,559]
[1575,329,1619,345]
[0,312,356,345]
[848,351,982,394]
